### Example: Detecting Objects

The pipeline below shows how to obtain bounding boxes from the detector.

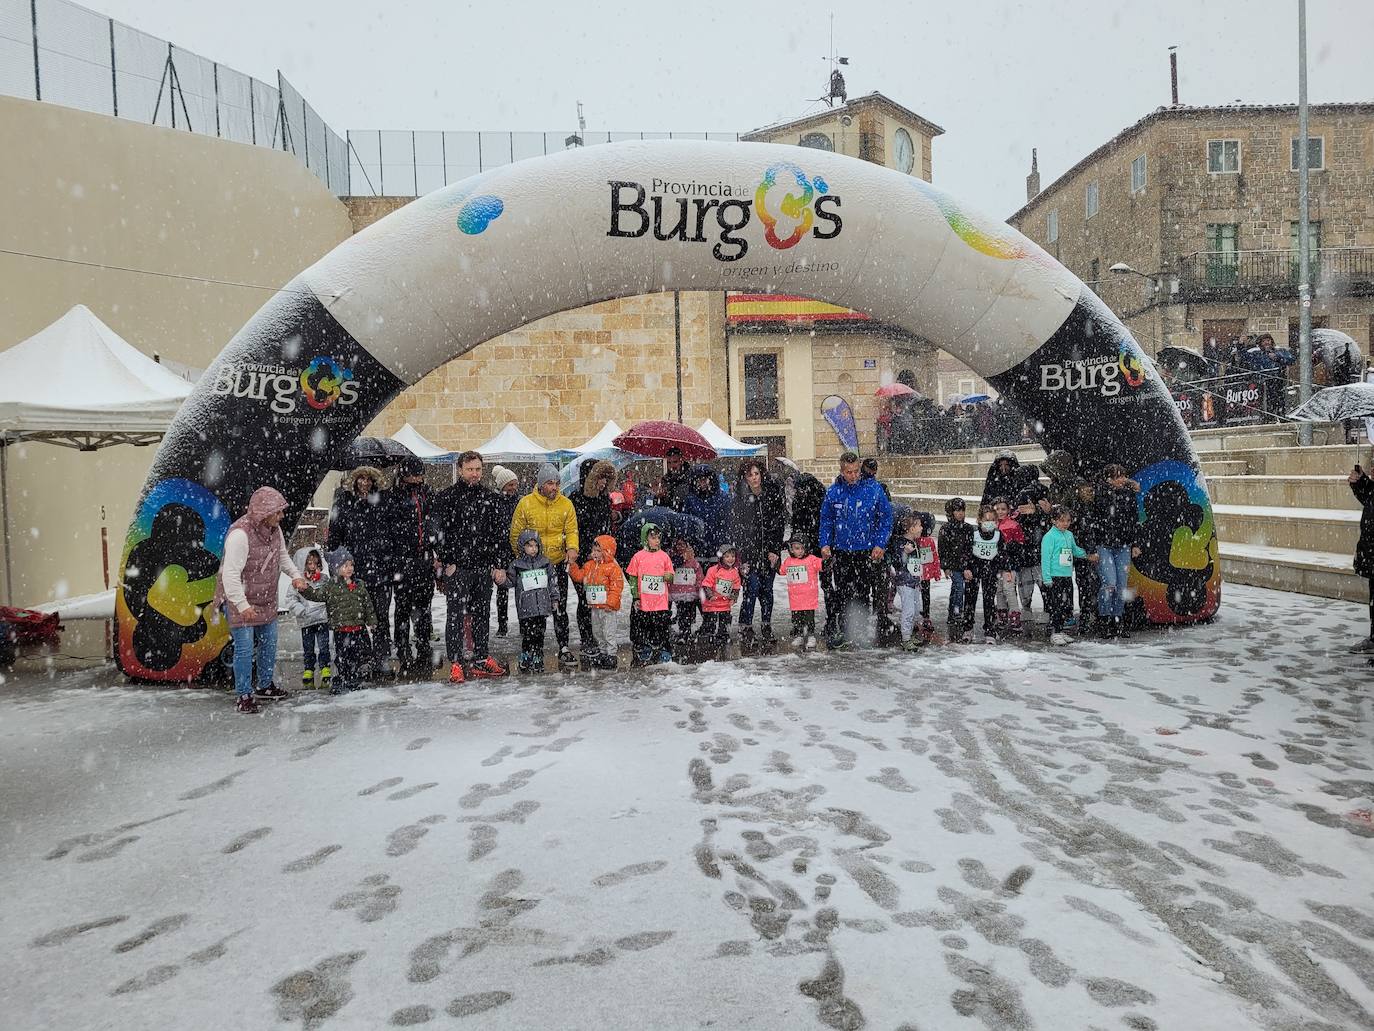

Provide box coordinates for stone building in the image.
[1009,103,1374,363]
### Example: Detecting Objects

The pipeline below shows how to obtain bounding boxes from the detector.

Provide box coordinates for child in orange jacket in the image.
[700,544,743,659]
[569,533,624,669]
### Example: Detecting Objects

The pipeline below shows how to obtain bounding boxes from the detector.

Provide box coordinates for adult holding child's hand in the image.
[1349,462,1374,653]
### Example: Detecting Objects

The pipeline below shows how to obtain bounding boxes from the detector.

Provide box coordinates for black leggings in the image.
[1369,578,1373,636]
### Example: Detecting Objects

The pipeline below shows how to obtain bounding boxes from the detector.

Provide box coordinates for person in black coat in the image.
[568,459,618,651]
[489,466,521,636]
[388,458,436,675]
[785,468,837,637]
[980,451,1040,507]
[732,458,786,646]
[328,465,400,673]
[617,506,706,561]
[428,451,511,681]
[1349,463,1374,652]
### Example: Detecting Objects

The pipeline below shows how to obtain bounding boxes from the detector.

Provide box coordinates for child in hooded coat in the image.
[938,498,975,642]
[508,529,555,673]
[700,545,743,658]
[287,545,331,688]
[993,498,1028,635]
[669,539,704,649]
[1015,484,1052,625]
[568,533,624,669]
[298,547,378,692]
[891,511,941,649]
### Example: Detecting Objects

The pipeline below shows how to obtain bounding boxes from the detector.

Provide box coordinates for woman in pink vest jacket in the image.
[213,486,307,713]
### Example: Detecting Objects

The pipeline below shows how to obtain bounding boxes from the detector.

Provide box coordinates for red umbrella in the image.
[874,383,916,398]
[613,420,717,461]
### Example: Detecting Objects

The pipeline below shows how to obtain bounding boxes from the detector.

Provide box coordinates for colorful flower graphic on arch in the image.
[299,355,354,410]
[116,477,232,680]
[1117,335,1151,390]
[755,162,828,250]
[910,178,1054,266]
[1128,459,1221,623]
[422,177,506,235]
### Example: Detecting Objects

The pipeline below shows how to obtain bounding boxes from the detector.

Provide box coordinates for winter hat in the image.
[398,456,425,478]
[326,546,354,570]
[537,462,559,489]
[491,465,517,491]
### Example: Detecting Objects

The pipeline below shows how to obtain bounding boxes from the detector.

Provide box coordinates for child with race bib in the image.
[627,523,675,665]
[669,538,704,651]
[780,535,823,651]
[509,529,554,673]
[891,512,941,650]
[700,544,743,660]
[1040,505,1095,646]
[968,502,1009,639]
[568,533,624,669]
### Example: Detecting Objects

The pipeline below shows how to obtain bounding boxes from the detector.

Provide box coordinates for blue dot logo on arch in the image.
[457,195,504,234]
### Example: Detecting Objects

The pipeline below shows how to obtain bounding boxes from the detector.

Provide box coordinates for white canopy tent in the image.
[390,421,455,461]
[570,419,624,455]
[697,418,768,457]
[0,305,194,605]
[473,422,555,463]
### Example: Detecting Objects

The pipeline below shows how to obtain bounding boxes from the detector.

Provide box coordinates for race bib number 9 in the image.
[673,569,696,585]
[641,574,666,595]
[521,568,548,591]
[786,565,809,584]
[585,584,607,604]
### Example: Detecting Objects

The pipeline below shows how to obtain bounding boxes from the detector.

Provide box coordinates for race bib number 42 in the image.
[521,568,548,591]
[641,574,666,595]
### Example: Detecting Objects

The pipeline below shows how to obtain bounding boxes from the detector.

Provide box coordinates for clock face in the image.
[894,128,915,174]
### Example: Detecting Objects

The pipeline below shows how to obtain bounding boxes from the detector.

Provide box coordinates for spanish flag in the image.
[725,293,870,324]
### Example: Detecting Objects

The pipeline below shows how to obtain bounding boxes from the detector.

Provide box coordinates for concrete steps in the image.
[1217,543,1364,603]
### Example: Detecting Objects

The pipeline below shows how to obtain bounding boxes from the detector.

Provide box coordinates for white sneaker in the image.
[805,635,817,650]
[1050,632,1071,646]
[790,636,804,649]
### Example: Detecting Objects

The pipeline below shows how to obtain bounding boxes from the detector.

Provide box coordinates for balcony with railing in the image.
[1176,247,1374,302]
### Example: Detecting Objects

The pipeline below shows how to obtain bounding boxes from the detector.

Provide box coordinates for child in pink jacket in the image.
[700,545,742,659]
[780,535,823,651]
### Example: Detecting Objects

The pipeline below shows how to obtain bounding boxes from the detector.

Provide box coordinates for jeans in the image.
[947,573,967,623]
[738,565,775,628]
[228,611,278,698]
[300,623,331,670]
[1096,546,1131,619]
[673,600,699,641]
[441,567,493,663]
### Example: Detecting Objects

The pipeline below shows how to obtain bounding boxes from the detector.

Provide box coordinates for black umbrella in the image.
[1289,383,1374,423]
[329,436,416,470]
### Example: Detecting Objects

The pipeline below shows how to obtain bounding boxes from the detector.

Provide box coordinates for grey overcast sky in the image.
[96,0,1374,218]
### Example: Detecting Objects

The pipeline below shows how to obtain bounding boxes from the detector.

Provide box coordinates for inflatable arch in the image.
[115,141,1221,681]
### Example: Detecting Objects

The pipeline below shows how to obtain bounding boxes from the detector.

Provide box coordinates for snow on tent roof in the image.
[0,305,193,438]
[697,418,768,457]
[391,421,455,461]
[473,421,555,463]
[571,419,624,454]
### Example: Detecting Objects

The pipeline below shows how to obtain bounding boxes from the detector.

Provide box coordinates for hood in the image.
[347,465,387,493]
[246,485,288,525]
[582,460,617,498]
[1017,482,1048,505]
[689,463,720,496]
[293,545,326,574]
[1043,450,1076,481]
[640,520,660,546]
[593,533,617,560]
[989,451,1020,475]
[915,511,936,535]
[517,529,544,557]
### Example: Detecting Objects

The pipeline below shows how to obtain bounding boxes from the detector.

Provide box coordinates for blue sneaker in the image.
[657,648,673,664]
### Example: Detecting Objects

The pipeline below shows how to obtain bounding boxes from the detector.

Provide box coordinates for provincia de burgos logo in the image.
[606,161,842,262]
[210,354,360,416]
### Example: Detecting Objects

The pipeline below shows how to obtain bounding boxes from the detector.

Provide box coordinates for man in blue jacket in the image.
[819,452,894,649]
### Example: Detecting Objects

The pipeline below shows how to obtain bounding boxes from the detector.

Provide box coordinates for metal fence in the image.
[345,130,743,198]
[0,0,348,194]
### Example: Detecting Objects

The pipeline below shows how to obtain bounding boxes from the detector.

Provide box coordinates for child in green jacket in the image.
[1040,506,1095,646]
[299,547,378,692]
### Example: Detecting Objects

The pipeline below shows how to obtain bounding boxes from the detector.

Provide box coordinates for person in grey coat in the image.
[508,529,554,674]
[286,544,331,688]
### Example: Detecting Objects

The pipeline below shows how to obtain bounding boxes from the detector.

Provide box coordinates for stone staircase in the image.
[801,423,1368,603]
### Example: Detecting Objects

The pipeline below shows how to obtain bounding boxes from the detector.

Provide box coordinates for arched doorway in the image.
[114,141,1220,681]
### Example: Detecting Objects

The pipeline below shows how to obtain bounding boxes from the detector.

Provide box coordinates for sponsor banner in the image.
[821,395,860,451]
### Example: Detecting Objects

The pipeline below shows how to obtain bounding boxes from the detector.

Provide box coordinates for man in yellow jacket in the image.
[509,463,580,668]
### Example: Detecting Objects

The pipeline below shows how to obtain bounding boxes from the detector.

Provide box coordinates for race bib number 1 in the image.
[585,584,607,605]
[641,574,666,595]
[521,568,548,591]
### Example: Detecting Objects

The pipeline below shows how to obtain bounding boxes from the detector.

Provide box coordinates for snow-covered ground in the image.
[2,582,1372,1030]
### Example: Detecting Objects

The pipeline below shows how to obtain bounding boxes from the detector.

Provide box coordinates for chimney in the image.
[1169,46,1179,105]
[1025,148,1041,202]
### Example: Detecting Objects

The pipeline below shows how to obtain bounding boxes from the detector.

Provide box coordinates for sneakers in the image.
[657,648,673,665]
[593,651,619,670]
[900,636,922,652]
[469,657,509,679]
[301,669,314,687]
[255,683,290,700]
[1050,632,1071,646]
[235,694,261,714]
[1007,611,1024,635]
[791,635,804,649]
[517,652,533,674]
[319,665,332,688]
[829,638,855,652]
[449,662,466,684]
[921,617,935,634]
[557,646,577,670]
[496,623,508,637]
[1114,618,1132,640]
[805,634,817,651]
[1350,637,1374,654]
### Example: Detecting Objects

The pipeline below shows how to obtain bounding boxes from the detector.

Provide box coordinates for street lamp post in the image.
[1297,0,1313,446]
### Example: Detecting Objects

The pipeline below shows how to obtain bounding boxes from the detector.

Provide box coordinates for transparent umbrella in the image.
[1288,383,1374,422]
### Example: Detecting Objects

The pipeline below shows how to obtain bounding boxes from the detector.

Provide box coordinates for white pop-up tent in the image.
[569,419,624,454]
[391,421,455,461]
[697,418,768,457]
[473,422,554,463]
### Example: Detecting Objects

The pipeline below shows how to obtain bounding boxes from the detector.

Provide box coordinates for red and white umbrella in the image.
[874,383,917,398]
[612,420,717,461]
